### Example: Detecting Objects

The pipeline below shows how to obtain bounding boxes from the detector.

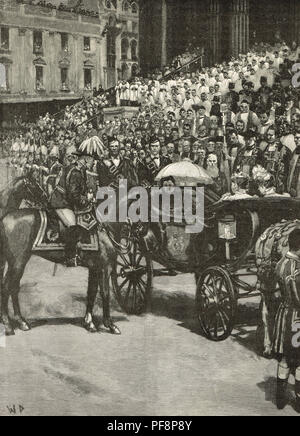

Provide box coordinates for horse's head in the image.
[0,175,47,217]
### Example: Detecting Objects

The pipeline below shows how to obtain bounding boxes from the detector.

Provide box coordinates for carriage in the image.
[110,161,300,342]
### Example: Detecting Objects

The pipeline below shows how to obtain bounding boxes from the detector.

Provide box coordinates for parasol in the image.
[155,159,214,187]
[79,136,105,157]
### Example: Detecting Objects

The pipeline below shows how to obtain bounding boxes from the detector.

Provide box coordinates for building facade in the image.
[0,0,139,121]
[140,0,300,71]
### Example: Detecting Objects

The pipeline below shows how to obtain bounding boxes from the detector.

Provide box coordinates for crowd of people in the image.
[17,0,100,18]
[3,40,300,203]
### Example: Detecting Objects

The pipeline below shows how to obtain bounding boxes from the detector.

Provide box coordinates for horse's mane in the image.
[0,176,27,211]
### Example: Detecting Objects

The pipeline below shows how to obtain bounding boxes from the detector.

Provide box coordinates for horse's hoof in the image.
[5,326,15,336]
[17,320,31,332]
[263,349,273,359]
[109,325,121,335]
[84,322,98,333]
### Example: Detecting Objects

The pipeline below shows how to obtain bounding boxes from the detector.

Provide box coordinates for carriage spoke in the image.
[132,282,137,312]
[119,253,130,267]
[137,281,146,297]
[135,253,143,267]
[119,277,129,291]
[124,281,133,307]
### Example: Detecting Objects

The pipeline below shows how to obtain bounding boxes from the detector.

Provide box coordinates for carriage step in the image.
[153,269,178,277]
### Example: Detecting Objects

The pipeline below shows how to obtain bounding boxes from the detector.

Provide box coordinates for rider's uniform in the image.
[273,251,300,367]
[262,142,290,194]
[49,161,91,228]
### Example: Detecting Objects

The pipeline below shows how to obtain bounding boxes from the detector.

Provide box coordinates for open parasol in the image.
[155,159,214,187]
[79,136,105,157]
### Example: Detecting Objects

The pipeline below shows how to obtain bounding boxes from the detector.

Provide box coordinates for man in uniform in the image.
[233,132,262,178]
[97,139,138,189]
[50,150,95,267]
[137,139,172,187]
[273,229,300,412]
[260,127,290,194]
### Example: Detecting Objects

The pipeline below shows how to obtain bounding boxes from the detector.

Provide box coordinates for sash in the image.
[287,154,300,193]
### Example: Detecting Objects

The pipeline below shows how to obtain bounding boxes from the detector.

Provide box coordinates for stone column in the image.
[207,0,221,65]
[161,0,167,67]
[294,0,300,44]
[229,0,249,57]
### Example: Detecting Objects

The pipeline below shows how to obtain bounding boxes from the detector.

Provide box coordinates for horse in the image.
[255,220,300,357]
[0,176,125,337]
[0,176,35,218]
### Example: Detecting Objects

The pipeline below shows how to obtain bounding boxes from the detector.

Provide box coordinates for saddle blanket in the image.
[33,211,99,252]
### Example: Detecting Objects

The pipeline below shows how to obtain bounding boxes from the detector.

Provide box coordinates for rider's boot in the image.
[276,378,288,410]
[65,226,83,268]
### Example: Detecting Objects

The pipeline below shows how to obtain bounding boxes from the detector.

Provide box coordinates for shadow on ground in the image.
[257,377,297,412]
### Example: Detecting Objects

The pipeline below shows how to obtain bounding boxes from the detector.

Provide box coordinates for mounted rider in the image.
[49,147,96,267]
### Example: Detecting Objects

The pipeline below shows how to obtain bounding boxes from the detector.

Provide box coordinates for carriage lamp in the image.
[218,215,237,261]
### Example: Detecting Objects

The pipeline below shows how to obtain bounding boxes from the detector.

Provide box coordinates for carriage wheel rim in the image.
[112,242,153,315]
[196,267,237,341]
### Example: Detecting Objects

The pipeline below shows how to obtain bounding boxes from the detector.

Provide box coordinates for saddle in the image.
[33,210,99,252]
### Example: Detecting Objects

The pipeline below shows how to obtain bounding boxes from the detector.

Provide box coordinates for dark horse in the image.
[0,176,122,336]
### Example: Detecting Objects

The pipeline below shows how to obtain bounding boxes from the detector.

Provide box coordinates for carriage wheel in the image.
[196,266,237,342]
[112,239,153,315]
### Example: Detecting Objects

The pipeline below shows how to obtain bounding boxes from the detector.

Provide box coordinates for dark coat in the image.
[97,156,139,189]
[50,163,89,211]
[137,155,172,187]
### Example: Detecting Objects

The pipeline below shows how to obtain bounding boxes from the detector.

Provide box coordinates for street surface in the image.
[0,256,298,416]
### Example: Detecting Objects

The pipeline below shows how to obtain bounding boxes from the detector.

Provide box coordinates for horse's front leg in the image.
[1,275,14,336]
[260,291,273,358]
[84,268,98,333]
[99,267,121,335]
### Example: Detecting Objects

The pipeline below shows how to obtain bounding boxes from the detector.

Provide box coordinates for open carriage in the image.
[110,160,300,342]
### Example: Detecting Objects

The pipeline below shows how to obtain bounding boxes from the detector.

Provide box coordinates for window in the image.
[105,0,111,8]
[107,32,116,68]
[131,2,138,13]
[35,66,44,91]
[61,33,68,52]
[131,39,138,61]
[84,36,91,51]
[0,63,7,91]
[122,1,129,12]
[0,28,9,50]
[121,63,129,80]
[33,31,43,55]
[61,68,69,91]
[132,63,138,77]
[84,69,92,89]
[132,22,138,33]
[121,38,129,60]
